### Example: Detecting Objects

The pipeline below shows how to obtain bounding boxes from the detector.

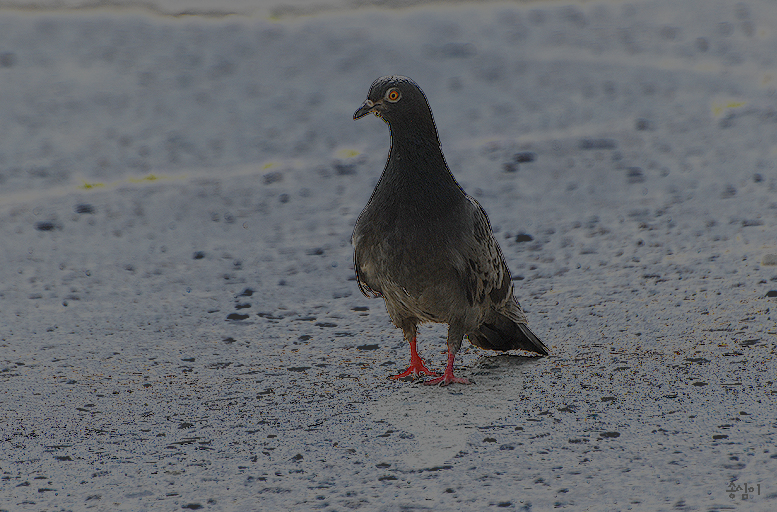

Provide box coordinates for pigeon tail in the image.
[469,314,549,355]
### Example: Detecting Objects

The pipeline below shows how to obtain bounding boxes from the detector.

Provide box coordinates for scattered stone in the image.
[513,151,536,163]
[333,162,357,175]
[35,221,58,231]
[635,118,653,131]
[263,171,283,184]
[626,167,645,183]
[720,185,737,199]
[761,254,777,266]
[75,203,95,214]
[505,151,537,172]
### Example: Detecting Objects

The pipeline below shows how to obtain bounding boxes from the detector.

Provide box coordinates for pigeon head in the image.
[354,75,440,145]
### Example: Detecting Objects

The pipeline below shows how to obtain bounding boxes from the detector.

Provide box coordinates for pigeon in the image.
[352,75,548,386]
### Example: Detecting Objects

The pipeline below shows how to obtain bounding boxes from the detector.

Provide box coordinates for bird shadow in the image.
[475,353,545,370]
[466,353,546,382]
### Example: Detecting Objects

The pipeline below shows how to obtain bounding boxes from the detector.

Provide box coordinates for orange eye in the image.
[385,88,401,102]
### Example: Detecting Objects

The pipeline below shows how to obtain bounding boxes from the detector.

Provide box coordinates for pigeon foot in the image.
[390,337,440,380]
[423,349,472,386]
[390,362,439,380]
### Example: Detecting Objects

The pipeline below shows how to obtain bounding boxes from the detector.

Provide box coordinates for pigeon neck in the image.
[387,133,450,181]
[380,123,462,203]
[387,112,441,150]
[386,114,446,171]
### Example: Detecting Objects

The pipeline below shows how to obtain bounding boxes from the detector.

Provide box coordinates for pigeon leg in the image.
[390,337,439,379]
[424,347,471,386]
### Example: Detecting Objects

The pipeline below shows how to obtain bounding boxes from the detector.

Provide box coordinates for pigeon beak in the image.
[354,99,379,120]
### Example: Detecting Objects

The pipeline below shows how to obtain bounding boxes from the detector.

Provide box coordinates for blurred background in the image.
[2,0,773,197]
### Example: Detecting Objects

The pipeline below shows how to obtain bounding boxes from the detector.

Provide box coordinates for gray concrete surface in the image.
[1,1,776,510]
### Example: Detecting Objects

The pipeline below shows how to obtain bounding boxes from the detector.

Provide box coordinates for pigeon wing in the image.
[353,240,382,298]
[457,196,516,313]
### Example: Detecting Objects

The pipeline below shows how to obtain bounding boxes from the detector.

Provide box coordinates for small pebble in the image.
[762,254,777,266]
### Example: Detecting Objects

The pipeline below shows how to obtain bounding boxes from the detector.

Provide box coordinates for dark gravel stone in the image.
[513,151,536,163]
[627,167,645,183]
[35,221,57,231]
[226,313,249,320]
[75,203,95,214]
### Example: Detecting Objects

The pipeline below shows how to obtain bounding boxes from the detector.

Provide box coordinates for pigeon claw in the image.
[390,337,440,380]
[389,360,439,380]
[422,348,472,386]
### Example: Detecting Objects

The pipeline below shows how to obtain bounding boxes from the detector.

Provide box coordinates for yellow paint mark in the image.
[336,149,360,159]
[80,181,105,190]
[78,174,176,191]
[711,99,747,118]
[262,162,276,170]
[128,174,159,184]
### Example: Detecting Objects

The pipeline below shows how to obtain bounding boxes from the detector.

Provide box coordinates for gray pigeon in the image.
[352,75,548,386]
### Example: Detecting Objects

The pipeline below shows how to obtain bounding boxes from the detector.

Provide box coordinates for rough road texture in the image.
[1,1,776,510]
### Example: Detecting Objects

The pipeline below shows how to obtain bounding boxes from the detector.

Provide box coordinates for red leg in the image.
[390,337,439,379]
[424,348,471,386]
